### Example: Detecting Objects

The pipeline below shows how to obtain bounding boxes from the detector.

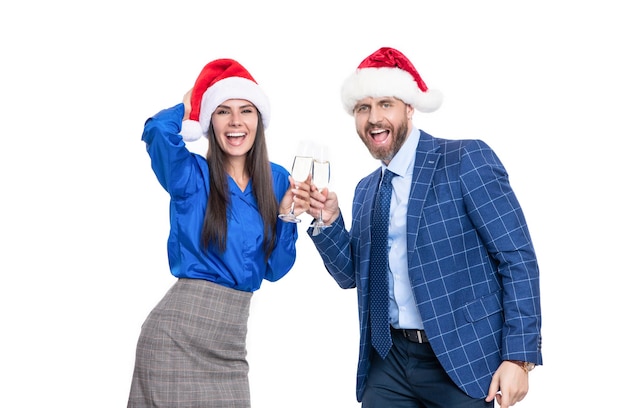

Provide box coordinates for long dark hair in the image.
[201,110,278,261]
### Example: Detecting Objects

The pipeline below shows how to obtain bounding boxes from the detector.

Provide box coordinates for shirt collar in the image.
[382,127,420,178]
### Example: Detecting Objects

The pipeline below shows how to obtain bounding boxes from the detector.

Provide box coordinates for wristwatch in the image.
[507,360,536,373]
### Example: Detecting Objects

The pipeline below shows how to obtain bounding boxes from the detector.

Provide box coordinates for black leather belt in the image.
[392,327,429,343]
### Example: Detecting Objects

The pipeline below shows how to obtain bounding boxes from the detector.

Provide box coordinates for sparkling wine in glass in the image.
[312,145,331,234]
[278,154,313,223]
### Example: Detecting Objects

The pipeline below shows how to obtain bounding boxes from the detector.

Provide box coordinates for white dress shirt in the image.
[383,127,424,330]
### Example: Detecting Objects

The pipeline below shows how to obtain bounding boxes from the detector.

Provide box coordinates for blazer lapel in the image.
[360,170,382,283]
[407,132,440,257]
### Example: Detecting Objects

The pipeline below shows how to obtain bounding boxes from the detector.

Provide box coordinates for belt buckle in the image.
[403,329,426,343]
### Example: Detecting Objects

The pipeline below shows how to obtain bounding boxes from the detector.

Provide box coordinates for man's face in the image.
[353,96,413,165]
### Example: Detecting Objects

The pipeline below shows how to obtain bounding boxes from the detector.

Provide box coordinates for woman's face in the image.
[211,99,258,159]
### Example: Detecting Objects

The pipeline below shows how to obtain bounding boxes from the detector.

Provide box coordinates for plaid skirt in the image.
[128,278,253,408]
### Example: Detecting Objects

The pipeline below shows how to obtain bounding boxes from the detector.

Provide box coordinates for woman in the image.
[128,58,310,407]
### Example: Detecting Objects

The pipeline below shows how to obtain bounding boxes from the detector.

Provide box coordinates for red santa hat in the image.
[341,47,443,115]
[180,58,271,142]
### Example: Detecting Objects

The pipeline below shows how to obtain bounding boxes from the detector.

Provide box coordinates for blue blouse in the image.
[142,104,298,292]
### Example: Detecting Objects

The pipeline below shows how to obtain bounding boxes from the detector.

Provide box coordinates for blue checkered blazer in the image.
[309,131,542,401]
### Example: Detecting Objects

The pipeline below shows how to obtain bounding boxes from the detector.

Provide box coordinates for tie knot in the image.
[381,169,396,186]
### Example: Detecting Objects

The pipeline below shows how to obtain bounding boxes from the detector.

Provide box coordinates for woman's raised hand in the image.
[182,88,193,121]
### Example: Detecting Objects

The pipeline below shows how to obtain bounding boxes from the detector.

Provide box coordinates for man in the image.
[307,47,542,408]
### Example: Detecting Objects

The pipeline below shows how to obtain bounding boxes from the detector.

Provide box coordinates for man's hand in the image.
[307,182,339,226]
[485,361,530,408]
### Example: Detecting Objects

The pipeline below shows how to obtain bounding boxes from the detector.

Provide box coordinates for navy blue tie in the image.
[370,169,396,359]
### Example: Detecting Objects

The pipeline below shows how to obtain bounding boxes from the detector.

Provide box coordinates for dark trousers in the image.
[362,330,493,408]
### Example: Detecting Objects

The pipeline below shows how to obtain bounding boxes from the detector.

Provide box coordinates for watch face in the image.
[526,362,536,372]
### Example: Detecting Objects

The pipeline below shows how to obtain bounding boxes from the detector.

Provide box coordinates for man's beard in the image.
[361,118,409,163]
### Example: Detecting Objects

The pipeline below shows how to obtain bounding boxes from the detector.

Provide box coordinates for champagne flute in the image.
[312,145,331,234]
[278,142,314,223]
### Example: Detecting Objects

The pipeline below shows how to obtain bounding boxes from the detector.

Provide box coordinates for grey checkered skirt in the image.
[128,278,253,408]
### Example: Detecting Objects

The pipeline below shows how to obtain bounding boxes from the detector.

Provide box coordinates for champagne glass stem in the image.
[287,196,297,217]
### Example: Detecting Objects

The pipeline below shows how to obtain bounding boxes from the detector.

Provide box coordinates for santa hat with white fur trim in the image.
[341,47,443,115]
[180,58,271,142]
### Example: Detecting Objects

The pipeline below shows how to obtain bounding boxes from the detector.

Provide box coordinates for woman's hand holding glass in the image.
[278,141,315,223]
[278,170,312,223]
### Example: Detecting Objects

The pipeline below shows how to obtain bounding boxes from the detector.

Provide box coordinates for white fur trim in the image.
[198,76,271,133]
[180,120,204,142]
[341,67,443,114]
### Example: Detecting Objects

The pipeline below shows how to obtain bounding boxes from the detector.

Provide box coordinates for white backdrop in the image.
[1,1,623,407]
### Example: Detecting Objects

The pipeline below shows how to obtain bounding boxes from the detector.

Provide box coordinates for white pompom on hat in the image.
[341,47,443,115]
[180,58,271,142]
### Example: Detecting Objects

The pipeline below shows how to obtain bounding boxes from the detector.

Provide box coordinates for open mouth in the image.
[225,132,246,146]
[369,128,390,144]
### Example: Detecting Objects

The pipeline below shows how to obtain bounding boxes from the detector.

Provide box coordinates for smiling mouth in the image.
[226,132,246,139]
[369,128,389,144]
